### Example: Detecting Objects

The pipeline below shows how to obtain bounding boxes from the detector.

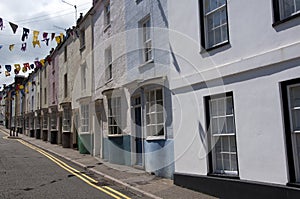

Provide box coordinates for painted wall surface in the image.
[168,0,300,185]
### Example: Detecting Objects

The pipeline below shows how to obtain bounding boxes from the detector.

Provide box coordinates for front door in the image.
[133,96,143,166]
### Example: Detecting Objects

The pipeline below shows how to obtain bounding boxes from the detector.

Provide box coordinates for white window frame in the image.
[50,111,57,130]
[81,64,87,90]
[287,83,300,182]
[279,0,300,20]
[105,47,112,81]
[141,17,152,63]
[81,104,89,133]
[104,1,111,27]
[36,115,41,129]
[108,96,122,135]
[202,0,229,49]
[63,107,71,132]
[42,114,48,129]
[145,88,165,139]
[207,94,238,176]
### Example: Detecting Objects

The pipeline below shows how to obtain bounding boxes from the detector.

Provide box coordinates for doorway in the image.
[133,96,144,167]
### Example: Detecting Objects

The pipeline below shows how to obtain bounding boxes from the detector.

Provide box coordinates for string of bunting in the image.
[0,56,51,77]
[0,17,69,52]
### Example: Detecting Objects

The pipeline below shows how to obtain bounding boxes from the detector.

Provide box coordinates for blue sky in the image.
[0,0,92,88]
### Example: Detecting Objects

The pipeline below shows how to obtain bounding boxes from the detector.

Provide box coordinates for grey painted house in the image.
[123,0,174,178]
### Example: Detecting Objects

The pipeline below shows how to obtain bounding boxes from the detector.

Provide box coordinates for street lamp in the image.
[61,0,78,24]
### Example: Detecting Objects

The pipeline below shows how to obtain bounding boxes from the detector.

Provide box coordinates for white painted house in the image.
[168,0,300,198]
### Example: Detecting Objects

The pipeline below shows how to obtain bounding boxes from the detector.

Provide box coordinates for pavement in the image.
[0,126,215,199]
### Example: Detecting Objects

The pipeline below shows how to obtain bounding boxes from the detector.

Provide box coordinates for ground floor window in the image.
[63,107,71,132]
[50,111,57,130]
[43,115,48,129]
[36,116,41,129]
[206,92,238,176]
[283,80,300,183]
[25,117,29,129]
[108,97,122,135]
[145,88,165,137]
[80,104,89,133]
[30,116,34,130]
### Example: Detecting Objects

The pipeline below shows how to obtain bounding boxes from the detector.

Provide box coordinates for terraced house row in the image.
[1,0,300,198]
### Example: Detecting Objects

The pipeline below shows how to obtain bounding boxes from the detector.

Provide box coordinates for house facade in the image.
[168,0,300,198]
[93,0,129,165]
[48,49,60,144]
[123,0,174,178]
[41,61,49,141]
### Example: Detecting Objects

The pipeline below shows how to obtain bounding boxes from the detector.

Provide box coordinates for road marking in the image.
[103,186,132,199]
[13,139,131,199]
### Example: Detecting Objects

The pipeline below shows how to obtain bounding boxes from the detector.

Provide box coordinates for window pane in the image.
[210,100,218,116]
[291,86,300,107]
[223,154,230,170]
[231,154,238,171]
[211,118,218,134]
[293,110,300,131]
[222,137,230,152]
[226,116,234,133]
[230,136,237,152]
[157,125,164,136]
[218,117,226,134]
[156,89,163,100]
[157,112,164,124]
[217,98,226,115]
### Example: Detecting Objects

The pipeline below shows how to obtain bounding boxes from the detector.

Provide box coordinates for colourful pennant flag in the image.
[9,22,18,34]
[9,44,14,51]
[32,30,40,48]
[21,28,30,42]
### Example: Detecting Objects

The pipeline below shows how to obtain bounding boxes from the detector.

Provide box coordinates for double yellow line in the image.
[3,134,131,199]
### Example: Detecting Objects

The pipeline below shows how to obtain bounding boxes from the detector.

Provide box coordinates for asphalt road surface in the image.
[0,130,141,199]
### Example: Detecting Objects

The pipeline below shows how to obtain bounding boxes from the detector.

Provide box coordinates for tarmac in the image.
[0,126,215,199]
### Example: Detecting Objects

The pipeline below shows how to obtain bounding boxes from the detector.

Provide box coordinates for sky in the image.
[0,0,92,88]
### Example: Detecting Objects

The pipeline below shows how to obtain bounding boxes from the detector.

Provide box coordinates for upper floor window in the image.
[141,17,152,62]
[105,47,112,81]
[104,1,111,27]
[200,0,229,49]
[273,0,300,22]
[64,45,67,62]
[81,64,87,90]
[64,74,68,98]
[80,29,85,49]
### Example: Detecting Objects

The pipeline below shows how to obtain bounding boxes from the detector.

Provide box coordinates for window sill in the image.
[108,134,126,138]
[105,78,113,85]
[146,135,166,141]
[207,173,240,180]
[201,41,230,53]
[103,23,111,33]
[272,12,300,27]
[80,132,91,135]
[138,59,154,69]
[80,45,86,52]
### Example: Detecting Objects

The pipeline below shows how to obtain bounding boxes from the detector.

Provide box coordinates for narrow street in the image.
[0,131,140,199]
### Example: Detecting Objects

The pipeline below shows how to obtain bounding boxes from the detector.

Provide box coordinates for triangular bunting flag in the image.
[9,22,18,34]
[9,44,15,51]
[21,43,26,51]
[5,65,11,72]
[21,28,30,42]
[32,30,40,48]
[0,18,3,30]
